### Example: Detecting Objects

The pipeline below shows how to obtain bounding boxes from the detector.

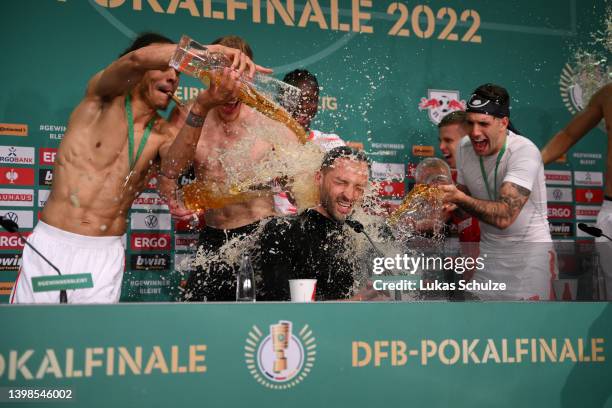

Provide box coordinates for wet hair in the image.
[321,146,369,172]
[211,35,253,59]
[283,69,319,91]
[438,110,467,128]
[119,32,174,57]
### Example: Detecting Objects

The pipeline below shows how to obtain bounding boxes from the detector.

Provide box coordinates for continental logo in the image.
[0,123,27,137]
[245,321,316,389]
[412,145,435,157]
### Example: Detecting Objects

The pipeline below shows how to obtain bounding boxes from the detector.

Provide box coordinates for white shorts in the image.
[596,200,612,299]
[473,242,557,300]
[10,221,126,304]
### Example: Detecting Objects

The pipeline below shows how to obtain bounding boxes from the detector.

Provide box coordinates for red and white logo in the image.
[0,146,35,165]
[574,171,603,187]
[407,163,417,180]
[547,204,573,220]
[0,210,33,228]
[0,188,34,206]
[371,162,405,180]
[418,89,466,125]
[39,148,58,166]
[132,192,168,211]
[546,187,572,203]
[146,175,158,190]
[0,232,31,249]
[378,181,405,198]
[575,189,604,204]
[0,167,34,185]
[175,233,198,251]
[130,233,172,250]
[575,205,600,220]
[544,170,572,186]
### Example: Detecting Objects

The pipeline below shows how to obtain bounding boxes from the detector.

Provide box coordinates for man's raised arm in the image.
[541,84,608,164]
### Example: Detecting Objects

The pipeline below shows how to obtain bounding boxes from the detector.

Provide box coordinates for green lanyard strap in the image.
[125,94,155,171]
[479,139,507,200]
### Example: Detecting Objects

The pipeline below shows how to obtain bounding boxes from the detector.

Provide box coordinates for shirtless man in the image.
[10,33,265,304]
[541,83,612,297]
[182,36,299,301]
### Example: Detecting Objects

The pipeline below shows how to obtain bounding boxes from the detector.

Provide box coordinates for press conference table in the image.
[1,302,610,408]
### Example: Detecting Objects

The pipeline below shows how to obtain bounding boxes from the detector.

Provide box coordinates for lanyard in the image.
[479,139,507,200]
[125,94,155,171]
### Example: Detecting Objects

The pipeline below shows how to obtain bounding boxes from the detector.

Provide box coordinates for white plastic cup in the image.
[289,279,317,302]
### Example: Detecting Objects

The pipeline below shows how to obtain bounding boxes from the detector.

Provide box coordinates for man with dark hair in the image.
[438,83,555,300]
[10,33,265,304]
[257,146,370,301]
[181,36,300,302]
[274,69,346,215]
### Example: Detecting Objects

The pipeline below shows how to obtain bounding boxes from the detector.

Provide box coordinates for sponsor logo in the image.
[39,124,66,141]
[130,254,171,271]
[0,123,28,137]
[0,146,34,164]
[131,192,168,210]
[38,189,50,207]
[0,167,35,186]
[575,189,604,204]
[407,163,417,179]
[0,188,34,206]
[0,232,31,249]
[175,233,198,251]
[547,205,573,220]
[0,210,33,228]
[575,205,600,220]
[146,175,158,190]
[0,254,22,271]
[371,162,405,180]
[245,321,316,389]
[574,171,603,187]
[0,281,14,295]
[412,146,435,157]
[371,143,405,150]
[418,89,466,125]
[38,168,53,186]
[544,170,572,186]
[39,148,57,165]
[549,222,574,237]
[546,187,573,203]
[559,64,607,132]
[130,212,171,230]
[130,233,172,250]
[377,181,405,198]
[346,141,364,151]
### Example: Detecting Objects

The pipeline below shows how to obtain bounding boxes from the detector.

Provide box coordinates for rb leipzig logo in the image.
[418,89,466,125]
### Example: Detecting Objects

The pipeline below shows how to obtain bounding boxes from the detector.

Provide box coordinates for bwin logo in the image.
[144,215,159,229]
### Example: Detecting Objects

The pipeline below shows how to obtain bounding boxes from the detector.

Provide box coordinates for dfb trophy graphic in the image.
[270,321,291,373]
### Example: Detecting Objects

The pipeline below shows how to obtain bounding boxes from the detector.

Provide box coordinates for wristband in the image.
[185,111,204,127]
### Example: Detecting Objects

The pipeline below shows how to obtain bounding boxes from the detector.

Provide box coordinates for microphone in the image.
[345,218,384,257]
[0,216,67,303]
[578,223,612,242]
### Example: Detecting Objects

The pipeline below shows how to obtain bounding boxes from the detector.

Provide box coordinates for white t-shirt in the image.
[274,129,346,215]
[456,130,551,245]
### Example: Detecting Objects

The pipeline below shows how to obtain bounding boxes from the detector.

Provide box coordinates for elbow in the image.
[495,217,515,230]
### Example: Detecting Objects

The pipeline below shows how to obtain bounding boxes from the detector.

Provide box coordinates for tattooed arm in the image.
[440,181,531,229]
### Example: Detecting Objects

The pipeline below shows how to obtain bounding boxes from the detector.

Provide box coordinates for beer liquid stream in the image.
[182,70,311,211]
